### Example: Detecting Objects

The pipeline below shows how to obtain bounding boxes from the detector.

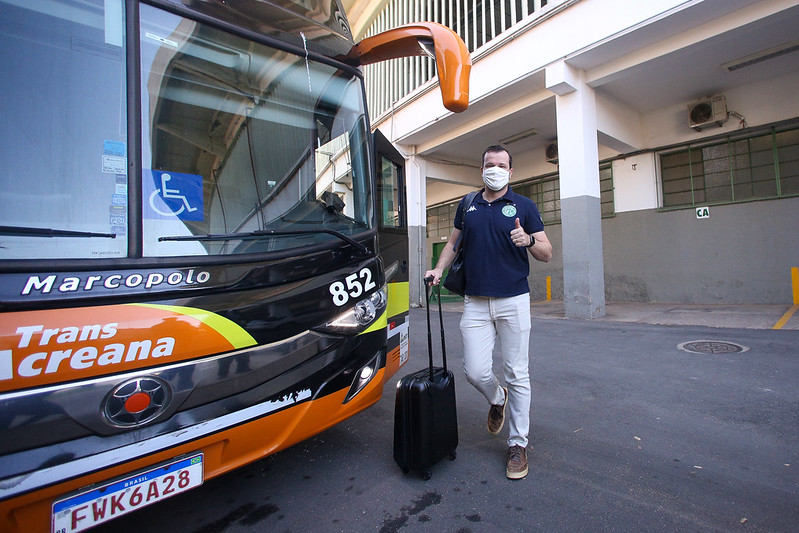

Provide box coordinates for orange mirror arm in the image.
[350,22,471,113]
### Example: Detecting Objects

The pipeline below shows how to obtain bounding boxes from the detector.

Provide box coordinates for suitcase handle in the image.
[424,276,447,379]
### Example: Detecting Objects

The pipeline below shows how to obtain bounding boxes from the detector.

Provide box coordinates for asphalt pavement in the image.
[96,302,799,533]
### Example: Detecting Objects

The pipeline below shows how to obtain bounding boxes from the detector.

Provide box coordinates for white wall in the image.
[608,69,799,213]
[421,56,799,221]
[372,0,695,147]
[424,160,481,206]
[642,70,799,149]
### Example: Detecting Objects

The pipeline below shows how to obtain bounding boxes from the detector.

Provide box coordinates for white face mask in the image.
[482,166,510,191]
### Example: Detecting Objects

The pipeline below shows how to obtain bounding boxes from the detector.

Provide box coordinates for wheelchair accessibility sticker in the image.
[144,170,204,220]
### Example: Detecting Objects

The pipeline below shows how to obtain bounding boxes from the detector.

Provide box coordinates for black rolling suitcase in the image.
[393,277,458,480]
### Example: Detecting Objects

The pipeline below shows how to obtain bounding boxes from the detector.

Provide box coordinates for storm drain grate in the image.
[678,340,749,354]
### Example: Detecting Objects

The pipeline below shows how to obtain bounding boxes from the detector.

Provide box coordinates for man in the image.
[425,144,552,479]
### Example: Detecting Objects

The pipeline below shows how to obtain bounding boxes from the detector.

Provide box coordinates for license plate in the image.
[52,454,203,533]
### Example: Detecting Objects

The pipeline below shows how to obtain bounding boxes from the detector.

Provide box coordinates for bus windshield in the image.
[140,4,372,257]
[0,1,372,260]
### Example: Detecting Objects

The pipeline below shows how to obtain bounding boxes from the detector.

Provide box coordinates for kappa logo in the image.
[466,206,477,213]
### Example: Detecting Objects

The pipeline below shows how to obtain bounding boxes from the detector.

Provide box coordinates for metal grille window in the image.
[426,164,615,233]
[516,165,614,224]
[659,125,799,208]
[516,175,560,225]
[599,165,615,217]
[426,201,459,240]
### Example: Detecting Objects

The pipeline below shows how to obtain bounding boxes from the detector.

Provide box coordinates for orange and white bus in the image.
[0,1,469,531]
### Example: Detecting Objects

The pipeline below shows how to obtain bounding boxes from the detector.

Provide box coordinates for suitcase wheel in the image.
[422,471,432,481]
[449,451,457,461]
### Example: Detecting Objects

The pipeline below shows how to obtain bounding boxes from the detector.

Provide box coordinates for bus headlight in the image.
[315,288,387,334]
[343,353,380,403]
[354,298,376,324]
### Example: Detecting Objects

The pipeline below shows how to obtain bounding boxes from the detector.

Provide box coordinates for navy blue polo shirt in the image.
[454,187,544,297]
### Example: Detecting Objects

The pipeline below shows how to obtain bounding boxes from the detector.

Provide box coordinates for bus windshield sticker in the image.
[102,154,127,174]
[143,170,204,221]
[103,140,126,157]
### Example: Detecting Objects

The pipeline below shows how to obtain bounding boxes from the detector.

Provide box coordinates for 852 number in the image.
[330,267,376,306]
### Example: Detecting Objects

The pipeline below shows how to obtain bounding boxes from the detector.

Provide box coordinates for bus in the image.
[0,1,469,531]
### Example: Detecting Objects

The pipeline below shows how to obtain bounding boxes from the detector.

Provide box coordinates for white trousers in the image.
[460,293,531,448]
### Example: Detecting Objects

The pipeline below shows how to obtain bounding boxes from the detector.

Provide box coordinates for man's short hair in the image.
[482,145,512,168]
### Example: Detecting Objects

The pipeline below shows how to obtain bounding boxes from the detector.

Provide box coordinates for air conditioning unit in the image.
[688,95,728,131]
[545,142,558,164]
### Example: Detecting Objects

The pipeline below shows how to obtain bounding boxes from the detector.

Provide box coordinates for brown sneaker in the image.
[487,386,508,434]
[506,445,528,479]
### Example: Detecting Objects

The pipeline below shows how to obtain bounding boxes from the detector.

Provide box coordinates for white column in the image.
[406,149,427,307]
[546,60,606,319]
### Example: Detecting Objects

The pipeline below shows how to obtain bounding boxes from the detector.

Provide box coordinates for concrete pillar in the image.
[546,61,606,319]
[406,150,427,307]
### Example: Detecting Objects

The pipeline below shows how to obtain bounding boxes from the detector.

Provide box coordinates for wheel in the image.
[448,451,457,461]
[422,471,432,481]
[401,467,410,474]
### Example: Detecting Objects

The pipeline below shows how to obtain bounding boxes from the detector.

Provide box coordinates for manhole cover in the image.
[678,340,749,354]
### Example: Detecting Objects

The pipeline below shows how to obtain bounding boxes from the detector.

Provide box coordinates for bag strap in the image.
[454,190,480,251]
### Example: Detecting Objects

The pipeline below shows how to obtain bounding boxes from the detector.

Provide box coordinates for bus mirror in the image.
[349,22,471,113]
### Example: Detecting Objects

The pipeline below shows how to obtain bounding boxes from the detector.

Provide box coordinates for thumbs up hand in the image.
[510,218,529,247]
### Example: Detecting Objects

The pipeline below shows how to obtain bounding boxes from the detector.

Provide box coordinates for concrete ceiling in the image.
[345,0,799,167]
[582,3,799,114]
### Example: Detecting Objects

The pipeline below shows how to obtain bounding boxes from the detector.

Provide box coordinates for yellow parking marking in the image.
[772,304,798,330]
[792,267,799,304]
[772,267,799,330]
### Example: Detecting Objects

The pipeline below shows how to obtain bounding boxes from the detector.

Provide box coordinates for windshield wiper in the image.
[0,225,116,238]
[159,228,374,257]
